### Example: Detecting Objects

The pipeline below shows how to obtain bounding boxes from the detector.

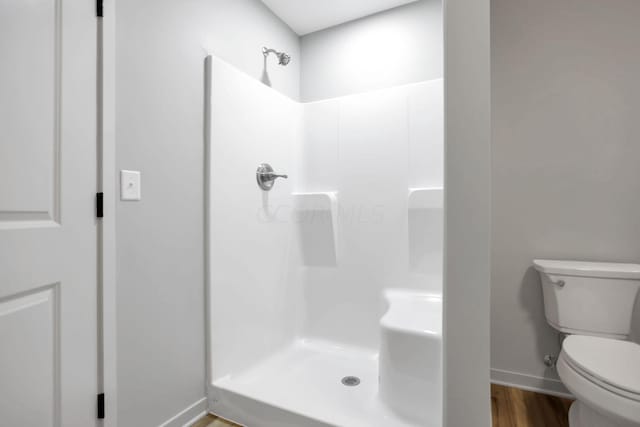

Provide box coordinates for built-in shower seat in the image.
[379,289,442,425]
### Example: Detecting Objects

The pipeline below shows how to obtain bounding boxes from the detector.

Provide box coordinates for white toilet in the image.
[534,259,640,427]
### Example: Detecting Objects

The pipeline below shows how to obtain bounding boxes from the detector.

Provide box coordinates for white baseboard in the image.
[158,397,208,427]
[491,368,573,399]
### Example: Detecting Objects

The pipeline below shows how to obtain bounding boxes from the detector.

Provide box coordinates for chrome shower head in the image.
[263,46,291,66]
[277,52,291,66]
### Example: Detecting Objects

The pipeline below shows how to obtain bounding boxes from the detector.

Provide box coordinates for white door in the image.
[0,0,99,426]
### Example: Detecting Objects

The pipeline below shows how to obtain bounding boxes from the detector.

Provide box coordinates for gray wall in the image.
[300,0,442,102]
[444,0,491,425]
[491,0,640,394]
[115,1,300,425]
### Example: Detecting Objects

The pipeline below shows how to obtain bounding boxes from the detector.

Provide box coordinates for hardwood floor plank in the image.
[491,383,573,427]
[492,383,517,427]
[191,414,241,427]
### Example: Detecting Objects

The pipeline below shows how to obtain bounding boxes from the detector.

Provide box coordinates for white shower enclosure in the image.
[206,56,443,427]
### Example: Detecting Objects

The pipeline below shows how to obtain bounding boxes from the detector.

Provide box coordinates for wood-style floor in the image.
[491,384,573,427]
[192,384,574,427]
[191,414,240,427]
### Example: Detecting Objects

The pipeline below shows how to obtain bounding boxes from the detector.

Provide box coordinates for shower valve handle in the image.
[256,163,288,191]
[261,172,288,180]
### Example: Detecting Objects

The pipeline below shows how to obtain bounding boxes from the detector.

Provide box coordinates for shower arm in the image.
[262,46,291,66]
[262,47,281,57]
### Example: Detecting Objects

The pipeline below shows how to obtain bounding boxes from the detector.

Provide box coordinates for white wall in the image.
[491,0,640,395]
[300,0,442,102]
[115,1,300,426]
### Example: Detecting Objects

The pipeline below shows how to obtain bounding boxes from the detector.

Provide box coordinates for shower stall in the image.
[204,54,443,426]
[203,2,443,426]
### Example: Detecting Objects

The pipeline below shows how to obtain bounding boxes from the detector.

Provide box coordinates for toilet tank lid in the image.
[533,259,640,279]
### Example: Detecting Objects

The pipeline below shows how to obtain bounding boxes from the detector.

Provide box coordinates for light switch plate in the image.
[120,170,141,201]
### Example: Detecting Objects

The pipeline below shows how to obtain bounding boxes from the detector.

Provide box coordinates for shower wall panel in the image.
[208,56,443,381]
[299,80,444,350]
[207,57,303,381]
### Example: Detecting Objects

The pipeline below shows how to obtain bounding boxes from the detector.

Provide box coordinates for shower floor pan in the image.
[209,339,430,427]
[208,292,441,426]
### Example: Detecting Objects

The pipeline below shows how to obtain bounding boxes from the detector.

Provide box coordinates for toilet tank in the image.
[534,260,640,339]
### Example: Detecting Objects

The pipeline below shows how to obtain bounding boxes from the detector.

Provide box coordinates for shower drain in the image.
[341,376,361,387]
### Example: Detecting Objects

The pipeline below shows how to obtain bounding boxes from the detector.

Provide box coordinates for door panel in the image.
[0,285,59,427]
[0,0,98,425]
[0,0,59,225]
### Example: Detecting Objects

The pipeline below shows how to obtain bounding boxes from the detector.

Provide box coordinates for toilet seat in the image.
[563,335,640,400]
[557,335,640,425]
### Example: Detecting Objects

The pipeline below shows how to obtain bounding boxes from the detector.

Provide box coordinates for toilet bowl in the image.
[534,260,640,427]
[556,335,640,427]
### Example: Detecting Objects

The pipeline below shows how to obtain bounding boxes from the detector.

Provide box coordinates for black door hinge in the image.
[97,393,105,419]
[97,0,103,17]
[96,192,104,218]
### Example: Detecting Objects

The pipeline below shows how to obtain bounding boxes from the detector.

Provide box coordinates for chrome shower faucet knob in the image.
[256,163,288,191]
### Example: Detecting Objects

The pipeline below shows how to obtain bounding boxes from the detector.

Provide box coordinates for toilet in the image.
[534,260,640,427]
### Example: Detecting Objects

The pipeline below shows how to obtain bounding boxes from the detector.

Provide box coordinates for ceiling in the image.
[261,0,419,35]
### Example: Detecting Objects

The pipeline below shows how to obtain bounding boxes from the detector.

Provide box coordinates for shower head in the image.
[278,52,291,66]
[263,46,291,66]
